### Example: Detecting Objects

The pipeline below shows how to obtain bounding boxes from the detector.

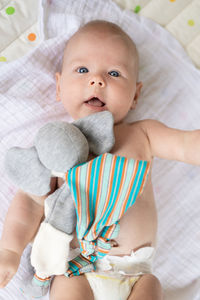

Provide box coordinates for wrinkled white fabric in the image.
[86,247,155,300]
[0,1,200,300]
[95,246,155,276]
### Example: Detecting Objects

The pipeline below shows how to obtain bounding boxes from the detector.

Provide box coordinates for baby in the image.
[0,20,200,300]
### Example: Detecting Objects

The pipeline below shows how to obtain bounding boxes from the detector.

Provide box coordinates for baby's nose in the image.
[89,76,105,87]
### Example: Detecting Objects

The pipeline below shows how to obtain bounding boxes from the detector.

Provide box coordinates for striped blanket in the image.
[65,153,150,277]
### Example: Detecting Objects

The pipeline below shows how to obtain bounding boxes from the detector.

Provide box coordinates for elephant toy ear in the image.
[5,146,51,196]
[73,111,115,155]
[34,122,89,172]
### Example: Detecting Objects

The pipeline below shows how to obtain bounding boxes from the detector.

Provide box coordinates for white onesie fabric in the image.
[86,247,155,300]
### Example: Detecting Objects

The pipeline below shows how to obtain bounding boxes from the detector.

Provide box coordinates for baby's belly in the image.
[109,187,157,255]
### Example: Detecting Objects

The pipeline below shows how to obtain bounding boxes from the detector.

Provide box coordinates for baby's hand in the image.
[0,248,20,288]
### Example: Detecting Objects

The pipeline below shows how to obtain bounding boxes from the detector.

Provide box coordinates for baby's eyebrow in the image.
[110,64,128,70]
[68,59,85,66]
[67,59,130,73]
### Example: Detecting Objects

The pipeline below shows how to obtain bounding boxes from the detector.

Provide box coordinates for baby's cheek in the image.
[60,96,73,111]
[111,110,125,124]
[114,106,131,123]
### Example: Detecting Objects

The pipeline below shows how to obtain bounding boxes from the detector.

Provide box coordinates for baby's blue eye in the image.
[108,70,120,77]
[77,67,88,73]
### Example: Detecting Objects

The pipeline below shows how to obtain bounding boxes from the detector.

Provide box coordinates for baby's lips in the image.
[85,96,105,107]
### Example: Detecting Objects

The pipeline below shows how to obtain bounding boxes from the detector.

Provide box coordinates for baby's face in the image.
[56,30,142,123]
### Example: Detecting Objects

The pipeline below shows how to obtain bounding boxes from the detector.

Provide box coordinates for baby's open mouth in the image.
[85,97,105,107]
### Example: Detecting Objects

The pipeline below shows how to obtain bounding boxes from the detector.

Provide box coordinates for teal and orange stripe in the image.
[106,157,128,225]
[94,154,106,217]
[114,160,149,218]
[119,159,139,216]
[138,161,150,196]
[92,154,117,237]
[34,274,51,282]
[90,154,106,240]
[82,154,113,241]
[84,159,92,234]
[101,222,119,240]
[124,160,149,213]
[98,156,124,225]
[33,274,51,287]
[98,156,128,227]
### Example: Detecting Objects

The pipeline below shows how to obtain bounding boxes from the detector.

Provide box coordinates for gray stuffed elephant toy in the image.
[5,111,115,298]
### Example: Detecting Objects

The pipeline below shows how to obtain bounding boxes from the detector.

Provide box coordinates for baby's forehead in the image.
[66,24,136,52]
[61,21,138,75]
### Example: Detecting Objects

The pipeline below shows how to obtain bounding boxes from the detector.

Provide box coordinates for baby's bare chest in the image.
[110,122,152,161]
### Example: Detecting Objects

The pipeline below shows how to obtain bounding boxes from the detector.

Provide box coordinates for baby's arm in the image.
[0,178,56,288]
[142,120,200,164]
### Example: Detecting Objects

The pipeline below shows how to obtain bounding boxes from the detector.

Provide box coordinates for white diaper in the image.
[86,247,155,300]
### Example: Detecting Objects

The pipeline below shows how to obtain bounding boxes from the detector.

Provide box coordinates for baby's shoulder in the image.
[115,119,156,136]
[114,119,154,141]
[113,120,154,161]
[127,119,164,138]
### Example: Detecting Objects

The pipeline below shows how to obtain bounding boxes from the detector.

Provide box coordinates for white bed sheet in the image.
[0,0,200,299]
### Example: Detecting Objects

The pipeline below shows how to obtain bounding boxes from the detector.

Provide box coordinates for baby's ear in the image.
[131,81,143,108]
[55,72,61,101]
[73,111,115,155]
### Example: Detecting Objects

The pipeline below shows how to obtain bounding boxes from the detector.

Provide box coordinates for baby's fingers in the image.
[0,271,13,288]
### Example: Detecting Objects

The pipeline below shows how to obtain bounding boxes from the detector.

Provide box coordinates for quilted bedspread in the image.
[0,0,200,68]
